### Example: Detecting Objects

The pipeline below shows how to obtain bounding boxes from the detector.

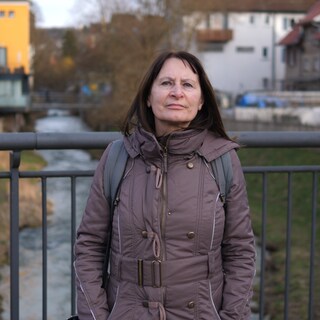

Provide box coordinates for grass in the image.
[238,147,320,320]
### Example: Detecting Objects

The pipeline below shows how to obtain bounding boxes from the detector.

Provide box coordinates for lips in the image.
[167,103,185,109]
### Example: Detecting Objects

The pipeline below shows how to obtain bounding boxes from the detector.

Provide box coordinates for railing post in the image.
[71,176,77,315]
[259,173,267,320]
[284,172,293,320]
[308,172,318,320]
[10,151,21,320]
[42,178,48,320]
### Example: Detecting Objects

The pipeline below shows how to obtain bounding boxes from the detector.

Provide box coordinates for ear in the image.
[198,96,204,110]
[147,99,151,108]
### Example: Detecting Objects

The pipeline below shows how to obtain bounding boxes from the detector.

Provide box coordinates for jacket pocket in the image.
[196,280,222,320]
[209,281,223,320]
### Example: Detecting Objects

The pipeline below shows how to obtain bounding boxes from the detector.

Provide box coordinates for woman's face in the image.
[148,58,203,136]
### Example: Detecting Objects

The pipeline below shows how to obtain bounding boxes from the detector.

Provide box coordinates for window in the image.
[281,48,286,63]
[8,11,15,18]
[236,46,255,53]
[198,42,224,52]
[262,47,268,58]
[223,13,229,29]
[262,78,269,89]
[0,11,5,18]
[205,14,210,28]
[0,47,7,66]
[249,15,255,24]
[265,15,270,24]
[283,17,288,30]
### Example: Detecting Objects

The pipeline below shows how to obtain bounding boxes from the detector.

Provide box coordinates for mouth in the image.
[167,103,185,109]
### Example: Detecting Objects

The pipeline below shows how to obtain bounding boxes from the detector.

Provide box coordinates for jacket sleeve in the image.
[74,146,111,320]
[219,149,256,320]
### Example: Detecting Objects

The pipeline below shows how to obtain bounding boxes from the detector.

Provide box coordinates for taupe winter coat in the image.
[74,127,256,320]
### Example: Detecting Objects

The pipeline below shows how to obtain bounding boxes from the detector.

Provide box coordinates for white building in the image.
[184,10,308,97]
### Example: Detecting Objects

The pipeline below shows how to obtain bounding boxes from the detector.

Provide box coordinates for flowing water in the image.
[0,111,98,320]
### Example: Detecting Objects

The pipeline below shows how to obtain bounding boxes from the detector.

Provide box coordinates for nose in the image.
[170,84,183,98]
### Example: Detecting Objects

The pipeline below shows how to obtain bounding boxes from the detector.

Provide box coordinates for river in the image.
[0,111,98,320]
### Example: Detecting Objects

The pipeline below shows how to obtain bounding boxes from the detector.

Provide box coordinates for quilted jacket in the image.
[74,127,256,320]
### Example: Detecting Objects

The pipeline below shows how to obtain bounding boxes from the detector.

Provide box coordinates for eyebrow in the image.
[158,76,198,84]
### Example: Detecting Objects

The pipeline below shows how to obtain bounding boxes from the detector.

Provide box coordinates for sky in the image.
[35,0,76,28]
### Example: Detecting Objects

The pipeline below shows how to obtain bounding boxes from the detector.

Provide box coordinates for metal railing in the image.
[0,131,319,320]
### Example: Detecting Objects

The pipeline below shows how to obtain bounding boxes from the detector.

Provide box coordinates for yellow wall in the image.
[0,1,30,74]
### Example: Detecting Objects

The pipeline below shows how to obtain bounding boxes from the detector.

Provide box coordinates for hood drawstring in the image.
[155,167,163,189]
[143,231,161,259]
[152,232,161,259]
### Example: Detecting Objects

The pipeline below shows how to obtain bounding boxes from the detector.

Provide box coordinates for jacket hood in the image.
[123,126,239,163]
[199,133,239,162]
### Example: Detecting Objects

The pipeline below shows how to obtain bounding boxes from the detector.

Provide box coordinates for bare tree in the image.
[72,0,133,27]
[76,0,206,130]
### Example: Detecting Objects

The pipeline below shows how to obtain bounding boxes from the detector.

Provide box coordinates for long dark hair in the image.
[122,51,230,140]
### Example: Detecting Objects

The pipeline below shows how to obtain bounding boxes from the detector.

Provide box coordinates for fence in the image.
[0,131,319,320]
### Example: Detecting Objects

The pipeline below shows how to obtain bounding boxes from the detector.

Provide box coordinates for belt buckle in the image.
[151,260,162,288]
[138,259,144,287]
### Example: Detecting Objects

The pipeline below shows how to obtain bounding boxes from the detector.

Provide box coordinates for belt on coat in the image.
[110,251,215,288]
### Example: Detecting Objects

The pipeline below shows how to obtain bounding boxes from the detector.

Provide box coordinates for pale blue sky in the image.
[36,0,76,28]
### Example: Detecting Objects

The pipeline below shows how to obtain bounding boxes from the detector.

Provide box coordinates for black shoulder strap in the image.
[103,139,128,206]
[101,139,128,289]
[211,151,233,204]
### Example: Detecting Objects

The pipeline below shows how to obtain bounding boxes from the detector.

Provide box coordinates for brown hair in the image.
[122,50,230,140]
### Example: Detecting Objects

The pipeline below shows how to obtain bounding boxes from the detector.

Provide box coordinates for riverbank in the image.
[0,151,53,266]
[0,113,98,320]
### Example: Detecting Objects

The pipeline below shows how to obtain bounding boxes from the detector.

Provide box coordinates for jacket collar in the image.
[124,126,239,162]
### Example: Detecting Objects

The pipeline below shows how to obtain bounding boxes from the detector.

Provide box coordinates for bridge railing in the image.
[0,131,319,320]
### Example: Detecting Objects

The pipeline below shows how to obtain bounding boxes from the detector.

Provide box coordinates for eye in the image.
[161,80,172,86]
[183,82,193,88]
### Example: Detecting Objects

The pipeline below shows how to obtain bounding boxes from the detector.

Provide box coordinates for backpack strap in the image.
[103,139,128,206]
[101,138,128,288]
[211,151,233,205]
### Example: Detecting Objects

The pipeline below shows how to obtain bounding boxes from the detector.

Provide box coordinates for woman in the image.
[74,51,256,320]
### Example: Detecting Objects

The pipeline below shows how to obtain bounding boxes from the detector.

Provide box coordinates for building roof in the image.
[279,1,320,46]
[300,0,320,23]
[278,25,301,45]
[180,0,317,13]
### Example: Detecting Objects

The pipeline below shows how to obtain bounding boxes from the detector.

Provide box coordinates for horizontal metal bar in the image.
[2,167,319,179]
[0,171,94,178]
[0,172,10,178]
[231,131,320,148]
[243,165,320,173]
[19,171,95,178]
[0,132,122,150]
[1,131,320,150]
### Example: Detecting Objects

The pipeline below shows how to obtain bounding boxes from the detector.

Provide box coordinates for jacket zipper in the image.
[210,193,220,250]
[160,148,168,242]
[74,263,98,320]
[209,281,222,320]
[160,146,168,307]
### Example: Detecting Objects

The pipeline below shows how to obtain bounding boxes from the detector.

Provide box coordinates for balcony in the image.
[196,28,233,43]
